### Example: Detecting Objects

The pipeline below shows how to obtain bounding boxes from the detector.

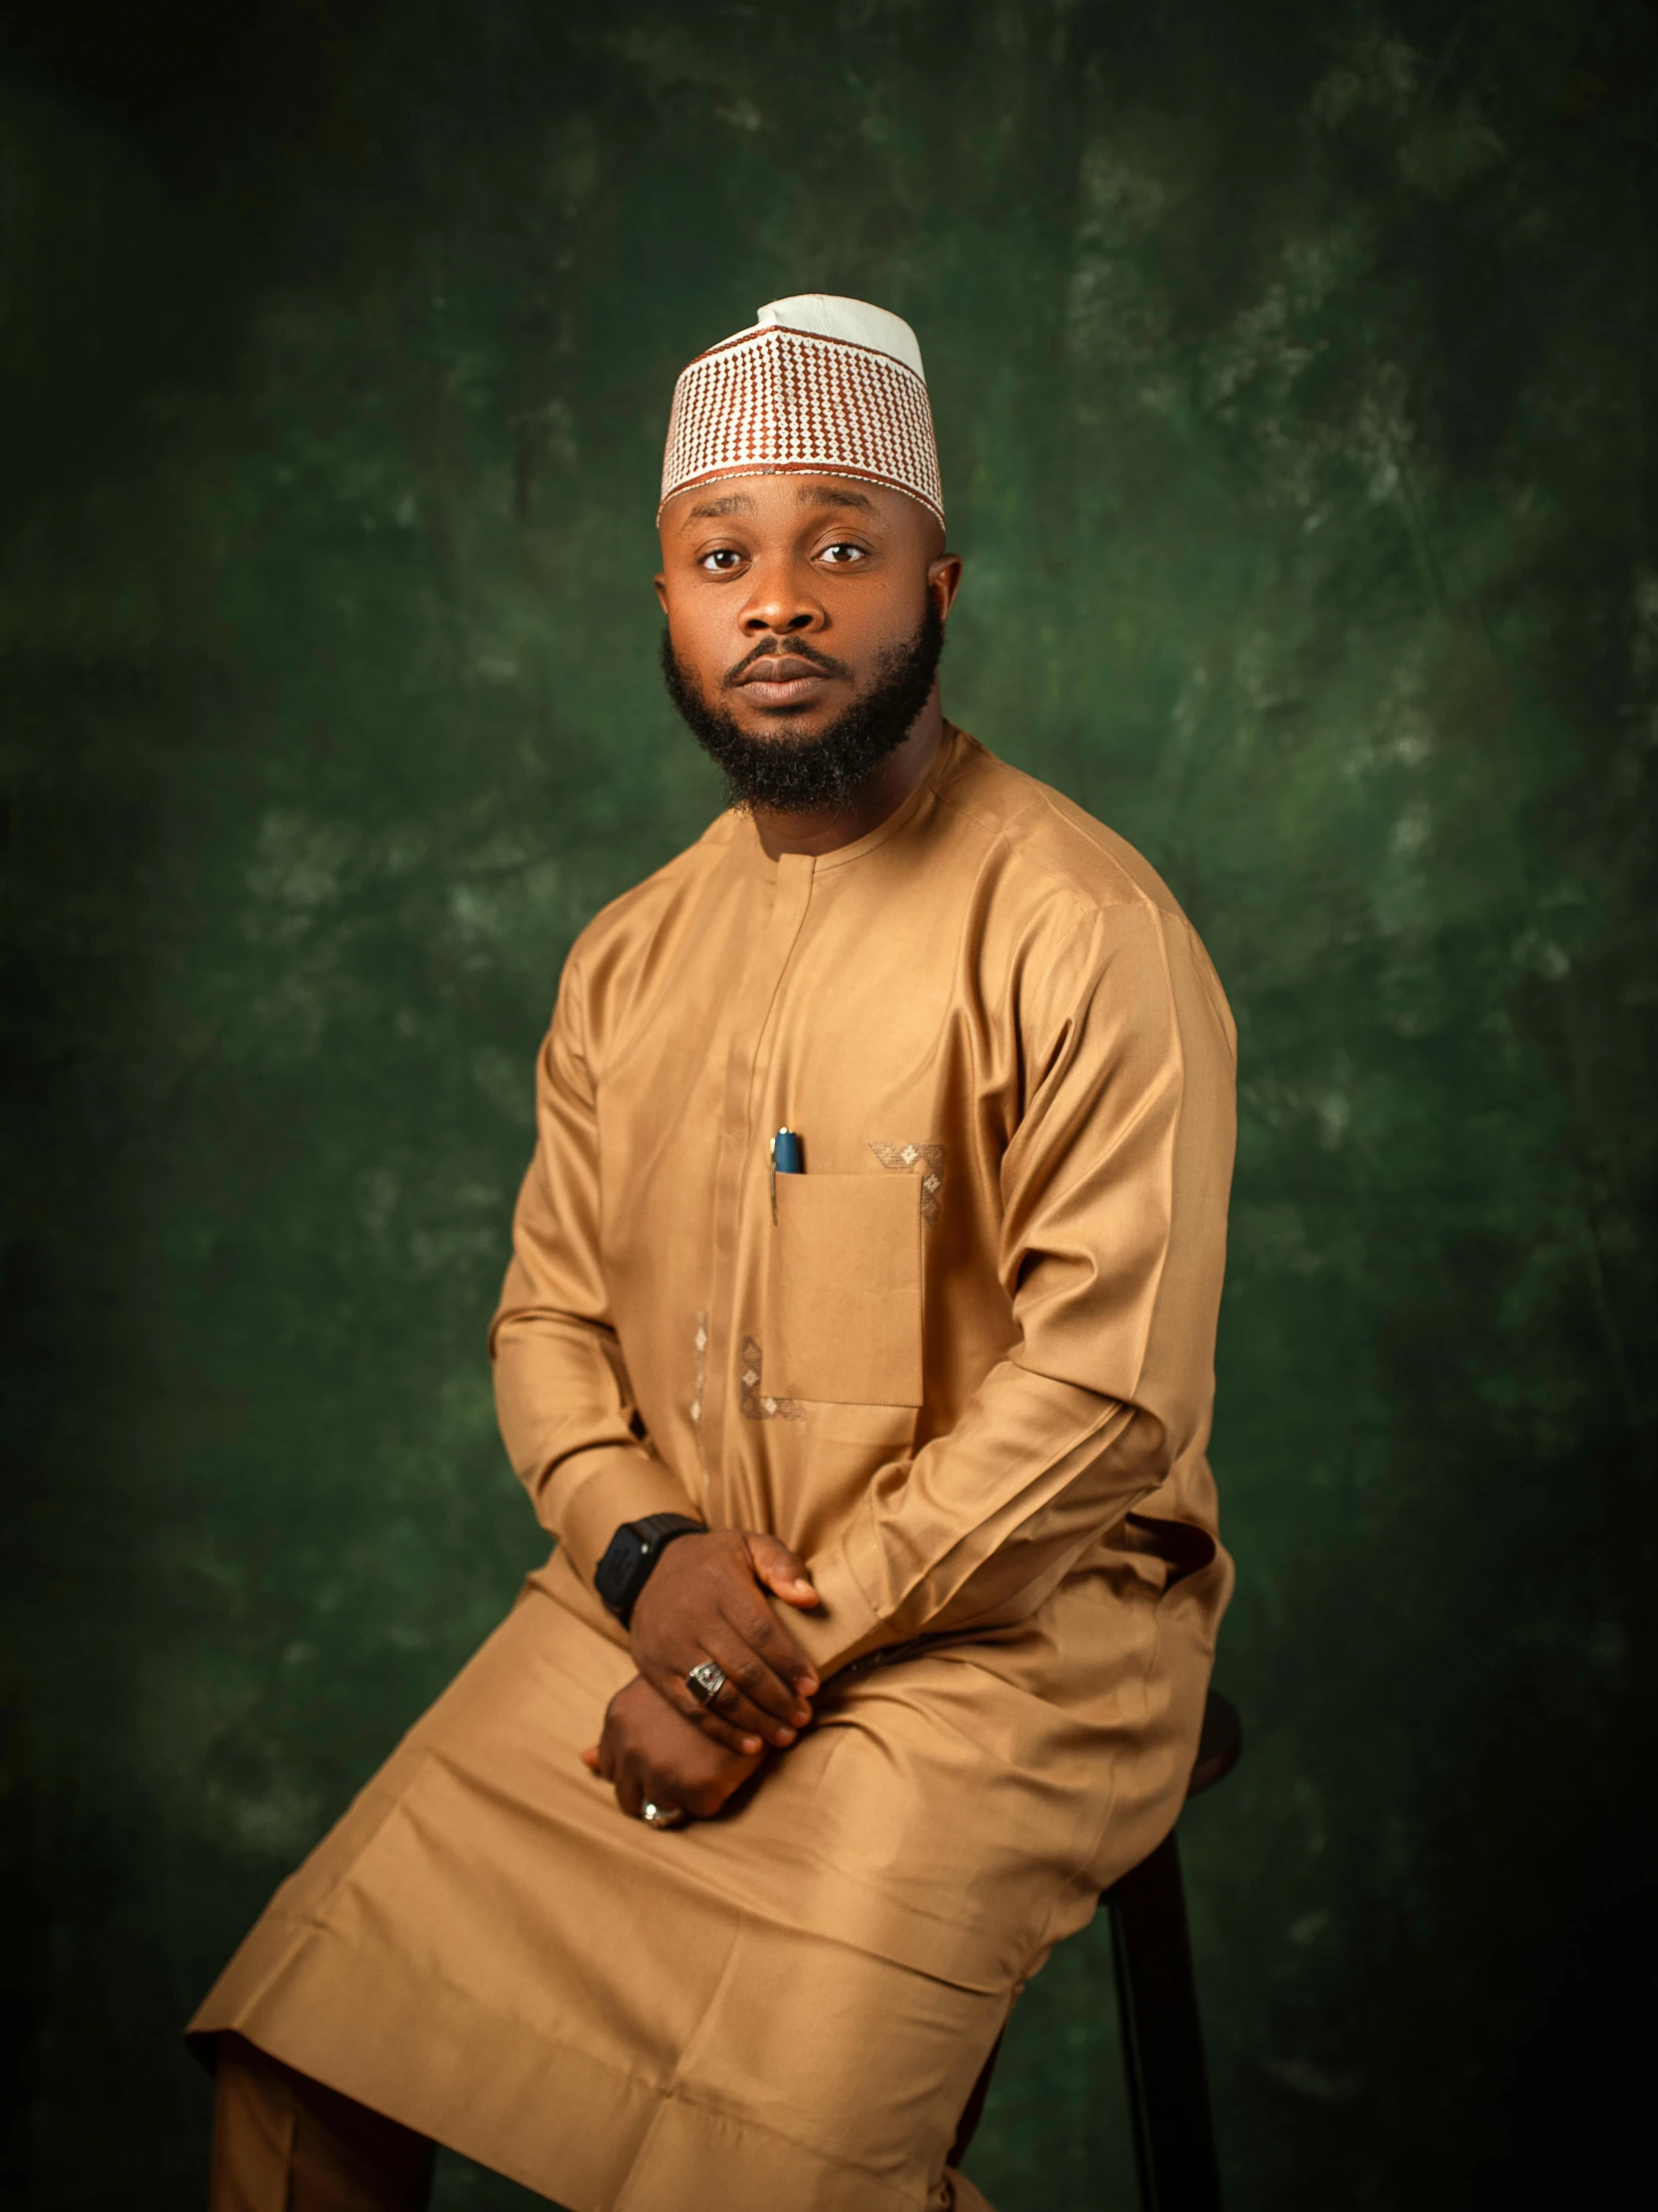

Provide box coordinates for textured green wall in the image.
[4,3,1653,2205]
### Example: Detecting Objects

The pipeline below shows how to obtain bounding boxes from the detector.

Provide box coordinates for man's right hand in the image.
[628,1529,821,1755]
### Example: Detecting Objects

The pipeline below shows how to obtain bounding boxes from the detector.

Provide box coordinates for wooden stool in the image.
[951,1690,1242,2209]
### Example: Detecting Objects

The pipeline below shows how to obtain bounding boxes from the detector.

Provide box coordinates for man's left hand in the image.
[580,1674,763,1823]
[628,1529,821,1755]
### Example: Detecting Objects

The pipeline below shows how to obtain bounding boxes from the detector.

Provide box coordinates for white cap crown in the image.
[754,294,927,380]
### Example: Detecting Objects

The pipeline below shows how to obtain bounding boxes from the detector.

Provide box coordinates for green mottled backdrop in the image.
[4,2,1653,2204]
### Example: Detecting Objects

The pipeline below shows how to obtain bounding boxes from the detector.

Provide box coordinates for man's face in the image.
[655,474,961,808]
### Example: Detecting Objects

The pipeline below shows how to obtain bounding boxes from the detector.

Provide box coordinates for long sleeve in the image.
[786,898,1237,1679]
[489,957,695,1583]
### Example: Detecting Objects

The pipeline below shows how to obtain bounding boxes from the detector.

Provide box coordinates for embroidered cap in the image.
[658,293,944,528]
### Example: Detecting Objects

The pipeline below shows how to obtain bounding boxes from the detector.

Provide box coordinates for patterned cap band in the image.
[659,295,945,528]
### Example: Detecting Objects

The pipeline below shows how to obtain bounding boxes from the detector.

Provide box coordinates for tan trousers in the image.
[209,2034,436,2211]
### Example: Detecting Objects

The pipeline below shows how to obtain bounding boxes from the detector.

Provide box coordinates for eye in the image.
[698,547,745,573]
[819,542,867,566]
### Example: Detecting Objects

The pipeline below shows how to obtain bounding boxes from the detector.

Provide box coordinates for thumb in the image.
[747,1534,820,1608]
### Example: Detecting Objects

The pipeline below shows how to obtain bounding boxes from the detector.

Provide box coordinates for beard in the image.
[660,600,946,813]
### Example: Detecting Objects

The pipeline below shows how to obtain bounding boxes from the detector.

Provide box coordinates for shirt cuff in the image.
[539,1446,701,1586]
[774,1535,887,1680]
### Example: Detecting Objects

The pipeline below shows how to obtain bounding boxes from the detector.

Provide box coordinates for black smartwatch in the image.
[594,1513,705,1628]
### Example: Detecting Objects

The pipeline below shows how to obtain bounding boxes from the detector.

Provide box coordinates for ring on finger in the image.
[684,1658,730,1710]
[640,1801,685,1830]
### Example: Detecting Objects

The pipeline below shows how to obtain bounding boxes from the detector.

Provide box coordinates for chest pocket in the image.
[768,1172,924,1406]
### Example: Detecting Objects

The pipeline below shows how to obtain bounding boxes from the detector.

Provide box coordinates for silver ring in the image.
[685,1659,729,1710]
[640,1801,685,1830]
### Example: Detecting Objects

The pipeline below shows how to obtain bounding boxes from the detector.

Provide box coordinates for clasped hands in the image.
[580,1531,822,1823]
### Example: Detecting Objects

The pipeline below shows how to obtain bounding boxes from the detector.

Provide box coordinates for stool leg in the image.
[1105,1829,1222,2211]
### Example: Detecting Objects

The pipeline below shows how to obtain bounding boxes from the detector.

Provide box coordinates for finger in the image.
[684,1702,767,1758]
[719,1590,819,1701]
[702,1636,813,1734]
[746,1534,821,1609]
[643,1630,800,1733]
[671,1666,768,1753]
[646,1646,779,1748]
[703,1620,814,1733]
[649,1652,768,1751]
[579,1746,601,1771]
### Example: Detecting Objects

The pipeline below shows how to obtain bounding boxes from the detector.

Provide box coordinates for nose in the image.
[739,552,825,638]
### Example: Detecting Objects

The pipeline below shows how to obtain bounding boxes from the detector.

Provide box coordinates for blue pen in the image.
[770,1126,803,1219]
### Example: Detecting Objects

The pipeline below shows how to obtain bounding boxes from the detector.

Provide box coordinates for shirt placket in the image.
[699,851,815,1520]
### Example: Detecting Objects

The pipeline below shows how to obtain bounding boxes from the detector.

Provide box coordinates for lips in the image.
[737,658,827,684]
[734,658,835,706]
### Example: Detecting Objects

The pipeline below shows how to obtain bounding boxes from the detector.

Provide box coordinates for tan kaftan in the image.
[191,728,1238,2211]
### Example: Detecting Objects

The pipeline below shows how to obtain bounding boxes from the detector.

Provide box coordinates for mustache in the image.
[722,636,851,688]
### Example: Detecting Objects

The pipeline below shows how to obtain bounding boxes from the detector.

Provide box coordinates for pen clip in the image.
[769,1132,778,1224]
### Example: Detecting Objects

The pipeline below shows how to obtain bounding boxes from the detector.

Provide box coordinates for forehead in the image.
[662,474,907,535]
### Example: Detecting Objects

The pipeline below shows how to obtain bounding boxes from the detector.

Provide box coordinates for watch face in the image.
[596,1525,647,1613]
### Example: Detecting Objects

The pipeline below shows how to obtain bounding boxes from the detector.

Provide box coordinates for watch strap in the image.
[632,1513,706,1553]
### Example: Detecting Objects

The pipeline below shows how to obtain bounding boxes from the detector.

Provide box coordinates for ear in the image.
[929,552,964,623]
[653,572,668,614]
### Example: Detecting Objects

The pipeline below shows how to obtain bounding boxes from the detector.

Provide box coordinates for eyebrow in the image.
[796,484,877,515]
[680,492,756,526]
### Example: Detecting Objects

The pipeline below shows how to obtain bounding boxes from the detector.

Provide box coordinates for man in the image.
[192,294,1237,2212]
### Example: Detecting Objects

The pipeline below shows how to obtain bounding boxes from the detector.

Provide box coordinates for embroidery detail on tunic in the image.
[869,1140,947,1226]
[690,1312,710,1485]
[738,1334,804,1423]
